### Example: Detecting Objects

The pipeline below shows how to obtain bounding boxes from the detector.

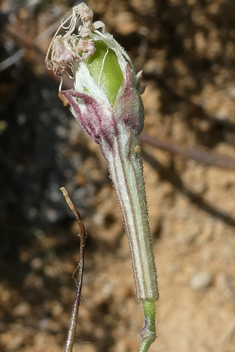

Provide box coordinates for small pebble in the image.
[13,302,31,317]
[31,257,43,270]
[190,271,213,290]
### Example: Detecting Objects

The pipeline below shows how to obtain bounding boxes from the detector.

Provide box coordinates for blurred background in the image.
[0,0,235,351]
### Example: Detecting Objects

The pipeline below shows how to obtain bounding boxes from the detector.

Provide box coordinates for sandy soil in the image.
[0,0,235,352]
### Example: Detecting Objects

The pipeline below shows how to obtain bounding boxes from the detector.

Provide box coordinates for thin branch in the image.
[0,8,75,72]
[4,23,73,87]
[60,187,86,352]
[141,132,235,171]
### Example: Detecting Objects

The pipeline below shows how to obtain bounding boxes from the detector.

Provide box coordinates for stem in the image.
[103,129,158,351]
[60,187,86,352]
[139,300,156,352]
[104,129,158,300]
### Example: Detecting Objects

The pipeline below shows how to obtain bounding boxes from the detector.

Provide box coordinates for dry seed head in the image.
[45,3,96,77]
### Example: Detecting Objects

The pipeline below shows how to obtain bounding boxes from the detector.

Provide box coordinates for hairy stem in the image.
[104,130,158,300]
[103,130,158,351]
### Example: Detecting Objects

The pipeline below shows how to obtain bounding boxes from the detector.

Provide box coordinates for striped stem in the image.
[103,129,158,301]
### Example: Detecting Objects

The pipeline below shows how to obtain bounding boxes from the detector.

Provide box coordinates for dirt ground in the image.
[0,0,235,352]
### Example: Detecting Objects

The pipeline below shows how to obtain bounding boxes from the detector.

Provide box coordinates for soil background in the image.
[0,0,235,352]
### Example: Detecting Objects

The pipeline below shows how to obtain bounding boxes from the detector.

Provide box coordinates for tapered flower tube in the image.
[46,3,158,351]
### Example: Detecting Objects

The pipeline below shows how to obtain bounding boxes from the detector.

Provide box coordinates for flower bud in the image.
[45,2,145,146]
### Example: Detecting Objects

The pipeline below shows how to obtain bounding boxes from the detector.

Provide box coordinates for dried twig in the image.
[0,8,74,71]
[141,132,235,171]
[60,187,86,352]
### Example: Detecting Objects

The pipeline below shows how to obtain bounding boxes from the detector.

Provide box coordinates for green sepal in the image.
[85,41,123,106]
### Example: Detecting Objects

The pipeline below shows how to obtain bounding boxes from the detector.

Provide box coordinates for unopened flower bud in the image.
[45,2,145,145]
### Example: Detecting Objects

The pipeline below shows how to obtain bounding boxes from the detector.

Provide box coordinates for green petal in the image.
[85,40,123,106]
